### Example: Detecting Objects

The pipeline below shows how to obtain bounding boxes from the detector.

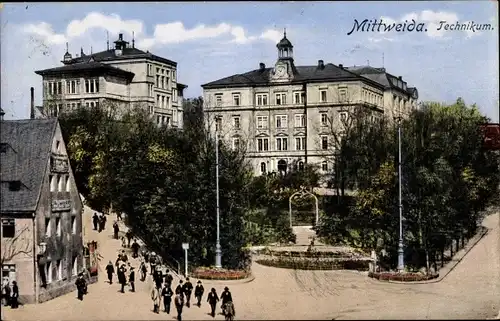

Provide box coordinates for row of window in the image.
[147,64,176,82]
[46,79,99,96]
[44,215,77,238]
[49,101,99,117]
[49,174,71,193]
[214,89,347,107]
[250,136,330,152]
[156,94,171,109]
[362,90,383,106]
[42,256,79,285]
[216,112,348,131]
[258,160,328,174]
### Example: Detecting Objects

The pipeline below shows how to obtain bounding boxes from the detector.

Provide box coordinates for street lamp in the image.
[395,116,405,272]
[215,115,222,268]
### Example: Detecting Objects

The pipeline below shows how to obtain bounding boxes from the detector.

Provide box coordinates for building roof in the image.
[68,47,177,67]
[345,65,416,96]
[201,63,363,89]
[35,61,135,80]
[1,119,58,213]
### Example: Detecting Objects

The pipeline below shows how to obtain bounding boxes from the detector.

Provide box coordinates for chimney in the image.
[318,60,324,69]
[398,76,402,80]
[339,64,343,69]
[30,87,35,119]
[259,63,265,70]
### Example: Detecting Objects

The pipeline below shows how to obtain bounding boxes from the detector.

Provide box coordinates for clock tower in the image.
[272,29,295,82]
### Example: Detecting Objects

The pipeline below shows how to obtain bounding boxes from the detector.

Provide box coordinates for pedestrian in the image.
[175,280,183,295]
[149,252,157,275]
[125,231,132,248]
[113,221,119,239]
[117,212,122,221]
[195,280,204,307]
[220,286,233,315]
[144,250,150,264]
[182,277,193,307]
[131,239,140,258]
[140,261,147,282]
[2,277,10,307]
[118,264,127,293]
[92,212,99,230]
[164,269,174,288]
[207,288,219,318]
[10,281,19,309]
[129,267,135,292]
[154,268,163,290]
[105,260,115,284]
[98,214,104,233]
[75,273,86,301]
[151,284,161,314]
[120,250,128,263]
[161,283,174,313]
[174,292,184,321]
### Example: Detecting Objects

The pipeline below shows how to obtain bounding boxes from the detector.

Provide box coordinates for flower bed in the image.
[368,271,439,282]
[255,256,370,271]
[262,249,363,259]
[191,267,251,280]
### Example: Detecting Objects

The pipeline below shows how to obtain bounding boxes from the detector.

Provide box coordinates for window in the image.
[71,216,76,235]
[149,105,154,114]
[149,84,153,97]
[66,80,79,94]
[49,175,56,192]
[57,82,62,95]
[2,265,16,284]
[260,162,267,174]
[276,137,288,151]
[72,256,78,276]
[298,161,305,171]
[295,137,306,150]
[58,175,64,192]
[84,79,99,93]
[157,116,161,125]
[321,136,328,150]
[56,217,61,237]
[233,94,241,106]
[294,114,306,128]
[156,75,160,87]
[275,93,286,105]
[172,110,177,123]
[1,219,15,238]
[232,138,240,150]
[320,90,327,103]
[0,143,7,153]
[256,94,268,106]
[294,92,305,104]
[322,161,328,171]
[57,260,62,280]
[339,89,347,102]
[56,140,60,152]
[339,112,348,122]
[215,95,223,107]
[233,117,241,129]
[161,76,166,89]
[215,116,222,131]
[172,71,176,82]
[257,138,269,151]
[167,96,171,109]
[45,218,51,237]
[275,115,287,128]
[161,96,165,109]
[256,116,268,129]
[173,88,177,102]
[45,262,52,284]
[321,113,328,126]
[162,116,166,125]
[65,176,70,192]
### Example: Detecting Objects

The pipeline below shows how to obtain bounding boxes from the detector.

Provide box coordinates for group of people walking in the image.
[92,212,107,233]
[104,250,135,293]
[1,278,19,309]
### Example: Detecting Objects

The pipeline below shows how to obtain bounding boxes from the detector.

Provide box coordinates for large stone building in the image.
[202,32,418,176]
[35,33,187,127]
[1,118,84,303]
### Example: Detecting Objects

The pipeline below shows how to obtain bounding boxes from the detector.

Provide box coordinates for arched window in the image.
[277,159,287,175]
[260,162,266,174]
[321,161,328,172]
[298,161,304,171]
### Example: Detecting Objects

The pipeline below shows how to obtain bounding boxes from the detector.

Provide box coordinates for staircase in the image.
[292,226,321,246]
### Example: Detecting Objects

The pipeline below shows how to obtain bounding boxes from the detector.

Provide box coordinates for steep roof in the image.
[202,63,363,89]
[35,61,135,80]
[345,65,415,96]
[0,119,57,213]
[68,47,177,67]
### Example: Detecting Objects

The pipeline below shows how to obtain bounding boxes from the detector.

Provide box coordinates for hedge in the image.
[368,271,439,282]
[261,249,364,259]
[255,257,370,271]
[191,267,251,280]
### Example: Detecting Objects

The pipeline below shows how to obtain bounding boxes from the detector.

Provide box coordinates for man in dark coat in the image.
[207,288,219,318]
[175,280,183,295]
[131,239,140,258]
[2,278,11,307]
[10,281,19,309]
[125,231,132,248]
[113,221,119,239]
[101,214,107,230]
[120,250,128,263]
[161,283,174,313]
[75,273,86,301]
[92,212,99,230]
[149,252,157,275]
[129,267,135,292]
[174,293,184,321]
[164,269,174,288]
[220,287,233,314]
[182,277,193,307]
[140,261,147,282]
[105,260,115,284]
[195,280,204,307]
[118,265,127,293]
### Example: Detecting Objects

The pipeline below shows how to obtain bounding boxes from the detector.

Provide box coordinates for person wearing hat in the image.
[75,273,86,301]
[139,261,147,282]
[182,277,193,307]
[207,288,219,318]
[10,281,19,309]
[128,266,135,292]
[164,269,174,288]
[220,286,233,315]
[151,283,161,314]
[194,280,204,307]
[2,277,11,307]
[113,221,119,239]
[161,282,174,314]
[105,260,115,285]
[118,264,127,293]
[174,291,184,321]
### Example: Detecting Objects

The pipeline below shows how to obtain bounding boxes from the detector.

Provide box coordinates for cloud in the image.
[259,29,282,43]
[66,12,145,38]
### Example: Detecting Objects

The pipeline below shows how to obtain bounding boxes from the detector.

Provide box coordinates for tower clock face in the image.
[275,65,286,77]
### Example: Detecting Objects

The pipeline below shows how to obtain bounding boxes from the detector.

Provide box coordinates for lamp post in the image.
[396,116,405,272]
[215,116,222,268]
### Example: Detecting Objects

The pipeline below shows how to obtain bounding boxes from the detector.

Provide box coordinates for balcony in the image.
[50,153,69,173]
[51,198,71,212]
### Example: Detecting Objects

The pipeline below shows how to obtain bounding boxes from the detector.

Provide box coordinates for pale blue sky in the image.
[1,1,498,121]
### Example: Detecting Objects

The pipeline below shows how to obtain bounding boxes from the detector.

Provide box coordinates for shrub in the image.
[255,257,370,271]
[368,271,439,282]
[264,249,361,259]
[191,267,251,280]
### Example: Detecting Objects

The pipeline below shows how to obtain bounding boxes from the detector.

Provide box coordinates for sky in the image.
[1,1,498,122]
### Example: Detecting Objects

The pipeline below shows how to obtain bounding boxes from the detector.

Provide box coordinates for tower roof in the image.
[276,29,293,49]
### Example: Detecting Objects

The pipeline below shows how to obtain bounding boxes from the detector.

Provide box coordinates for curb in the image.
[371,226,489,285]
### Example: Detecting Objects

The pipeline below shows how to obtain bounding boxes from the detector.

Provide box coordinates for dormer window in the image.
[0,143,7,153]
[8,181,22,191]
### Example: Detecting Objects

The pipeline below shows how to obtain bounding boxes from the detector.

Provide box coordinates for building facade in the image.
[202,32,418,176]
[1,118,84,304]
[35,33,187,128]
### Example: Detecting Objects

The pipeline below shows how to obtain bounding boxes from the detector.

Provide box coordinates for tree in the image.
[1,225,32,265]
